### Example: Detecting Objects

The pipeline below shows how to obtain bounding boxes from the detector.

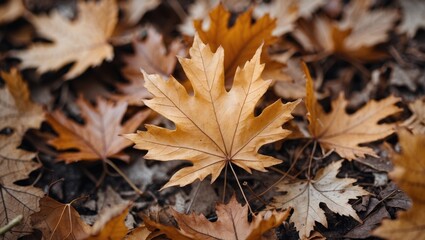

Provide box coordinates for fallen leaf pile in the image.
[0,0,424,239]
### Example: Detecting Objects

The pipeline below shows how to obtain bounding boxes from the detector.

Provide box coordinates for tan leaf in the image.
[293,0,398,61]
[0,69,44,135]
[304,63,401,159]
[125,35,299,188]
[398,0,425,37]
[270,160,369,239]
[47,97,149,163]
[145,196,290,240]
[85,202,131,240]
[194,4,281,82]
[373,130,425,239]
[125,224,152,240]
[0,0,25,24]
[14,0,118,80]
[114,27,185,105]
[402,98,425,135]
[31,196,90,240]
[121,0,160,25]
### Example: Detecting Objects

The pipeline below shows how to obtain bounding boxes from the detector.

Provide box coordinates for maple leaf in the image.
[113,27,185,105]
[31,196,90,240]
[0,0,25,24]
[47,97,149,163]
[303,63,401,160]
[125,35,299,188]
[85,202,131,240]
[13,0,118,80]
[194,4,283,82]
[292,0,398,62]
[120,0,160,25]
[144,196,290,240]
[398,0,425,38]
[402,98,425,135]
[373,130,425,239]
[270,160,369,239]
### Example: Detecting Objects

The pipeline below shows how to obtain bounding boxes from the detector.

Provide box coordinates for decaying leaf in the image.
[85,202,131,240]
[0,0,25,24]
[304,63,401,159]
[373,130,425,239]
[13,0,118,80]
[120,0,160,25]
[293,0,398,61]
[114,27,185,105]
[398,0,425,37]
[126,35,299,188]
[31,196,90,240]
[402,98,425,135]
[194,4,282,82]
[145,196,290,240]
[270,160,369,239]
[47,97,149,163]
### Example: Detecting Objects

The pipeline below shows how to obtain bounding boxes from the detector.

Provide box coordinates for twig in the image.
[0,215,23,236]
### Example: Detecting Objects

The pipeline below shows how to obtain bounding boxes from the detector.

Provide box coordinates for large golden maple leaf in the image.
[126,35,299,188]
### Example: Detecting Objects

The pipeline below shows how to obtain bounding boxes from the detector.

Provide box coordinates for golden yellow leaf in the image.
[126,35,299,188]
[14,0,118,80]
[373,130,425,239]
[270,161,369,239]
[304,63,401,159]
[31,196,91,240]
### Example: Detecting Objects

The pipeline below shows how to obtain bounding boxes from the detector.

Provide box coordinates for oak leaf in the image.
[194,4,284,82]
[402,98,425,135]
[114,27,185,105]
[304,63,401,160]
[270,160,369,239]
[47,97,149,163]
[31,196,90,240]
[398,0,425,38]
[145,196,290,240]
[292,0,398,61]
[373,130,425,239]
[13,0,118,80]
[126,35,299,188]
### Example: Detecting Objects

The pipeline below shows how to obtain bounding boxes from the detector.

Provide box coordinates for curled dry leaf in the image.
[47,97,149,163]
[373,130,425,239]
[31,196,90,240]
[85,202,131,240]
[398,0,425,37]
[304,63,401,160]
[0,0,25,24]
[113,27,185,105]
[120,0,160,25]
[0,69,44,239]
[13,0,118,80]
[402,98,425,135]
[270,160,369,239]
[145,195,290,240]
[293,0,398,61]
[126,35,299,188]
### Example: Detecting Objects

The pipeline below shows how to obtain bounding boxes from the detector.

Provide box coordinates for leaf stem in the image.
[229,163,253,215]
[104,158,143,195]
[186,181,202,214]
[0,215,23,236]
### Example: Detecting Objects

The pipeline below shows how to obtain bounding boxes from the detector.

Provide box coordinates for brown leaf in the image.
[373,130,425,239]
[125,35,299,188]
[125,224,152,240]
[403,98,425,135]
[304,63,401,159]
[120,0,160,25]
[47,97,149,163]
[270,160,369,239]
[114,27,185,105]
[194,4,281,82]
[14,0,118,80]
[85,202,131,240]
[145,196,290,240]
[0,0,25,24]
[398,0,425,37]
[31,196,90,240]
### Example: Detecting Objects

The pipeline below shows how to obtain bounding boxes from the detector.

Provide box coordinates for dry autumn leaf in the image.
[85,202,131,240]
[126,35,299,188]
[114,27,185,105]
[13,0,117,80]
[145,196,290,240]
[31,196,90,240]
[402,98,425,135]
[0,0,25,24]
[120,0,160,25]
[270,160,369,239]
[47,97,149,163]
[304,63,401,160]
[398,0,425,37]
[194,4,284,82]
[293,0,398,61]
[373,130,425,239]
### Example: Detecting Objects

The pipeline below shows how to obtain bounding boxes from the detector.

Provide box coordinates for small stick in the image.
[0,215,23,236]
